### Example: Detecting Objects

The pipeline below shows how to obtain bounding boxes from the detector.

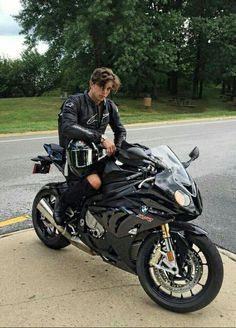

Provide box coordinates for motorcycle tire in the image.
[32,186,70,249]
[136,232,224,313]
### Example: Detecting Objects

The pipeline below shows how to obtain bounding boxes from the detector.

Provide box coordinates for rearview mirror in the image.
[189,146,199,161]
[182,146,200,168]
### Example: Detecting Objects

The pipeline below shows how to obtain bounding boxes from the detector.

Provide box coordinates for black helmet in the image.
[66,139,106,176]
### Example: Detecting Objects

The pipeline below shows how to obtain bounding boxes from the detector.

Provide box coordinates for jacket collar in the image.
[84,90,107,107]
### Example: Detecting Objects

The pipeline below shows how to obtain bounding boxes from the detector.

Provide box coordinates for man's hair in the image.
[90,67,121,92]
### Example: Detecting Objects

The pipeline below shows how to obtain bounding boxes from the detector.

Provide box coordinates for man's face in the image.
[90,80,113,103]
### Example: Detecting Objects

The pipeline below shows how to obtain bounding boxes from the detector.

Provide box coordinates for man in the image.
[54,67,127,225]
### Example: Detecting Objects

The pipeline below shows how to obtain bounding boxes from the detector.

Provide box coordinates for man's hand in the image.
[101,138,116,156]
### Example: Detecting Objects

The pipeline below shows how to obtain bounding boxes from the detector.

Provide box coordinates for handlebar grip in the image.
[126,171,143,181]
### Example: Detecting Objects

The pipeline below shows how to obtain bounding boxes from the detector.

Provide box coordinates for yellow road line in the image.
[0,215,31,228]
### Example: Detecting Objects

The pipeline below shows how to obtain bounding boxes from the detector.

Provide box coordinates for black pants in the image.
[62,160,106,208]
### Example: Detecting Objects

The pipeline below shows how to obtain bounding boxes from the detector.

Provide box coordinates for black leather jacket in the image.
[58,91,127,149]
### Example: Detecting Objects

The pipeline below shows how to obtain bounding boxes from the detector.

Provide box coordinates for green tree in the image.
[0,50,60,97]
[206,13,236,99]
[0,58,25,97]
[15,0,236,99]
[184,0,236,98]
[17,0,186,96]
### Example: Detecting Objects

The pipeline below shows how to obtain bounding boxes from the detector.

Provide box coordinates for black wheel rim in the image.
[148,238,209,300]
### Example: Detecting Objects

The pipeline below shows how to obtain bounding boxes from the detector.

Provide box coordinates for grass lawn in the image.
[0,93,236,134]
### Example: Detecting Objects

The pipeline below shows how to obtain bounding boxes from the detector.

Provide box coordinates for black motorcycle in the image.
[31,141,223,313]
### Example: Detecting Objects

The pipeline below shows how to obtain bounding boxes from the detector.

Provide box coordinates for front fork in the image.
[149,223,179,275]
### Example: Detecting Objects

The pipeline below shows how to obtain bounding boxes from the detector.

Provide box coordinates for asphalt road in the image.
[0,118,236,253]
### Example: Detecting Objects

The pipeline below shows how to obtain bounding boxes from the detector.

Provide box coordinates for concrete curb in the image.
[219,248,236,262]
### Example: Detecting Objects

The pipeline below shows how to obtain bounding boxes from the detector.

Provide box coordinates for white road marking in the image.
[0,119,235,143]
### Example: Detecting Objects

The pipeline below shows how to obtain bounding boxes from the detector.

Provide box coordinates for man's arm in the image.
[108,102,127,147]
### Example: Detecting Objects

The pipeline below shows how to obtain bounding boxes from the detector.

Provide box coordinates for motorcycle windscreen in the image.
[151,145,192,186]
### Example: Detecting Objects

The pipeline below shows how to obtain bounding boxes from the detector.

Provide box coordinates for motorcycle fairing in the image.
[152,145,194,187]
[77,228,141,274]
[151,145,202,217]
[170,221,208,235]
[87,205,173,238]
[102,158,138,184]
[95,175,198,222]
[154,169,201,217]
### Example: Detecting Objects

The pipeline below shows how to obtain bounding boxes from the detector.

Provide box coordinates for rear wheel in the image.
[32,187,70,249]
[136,232,224,313]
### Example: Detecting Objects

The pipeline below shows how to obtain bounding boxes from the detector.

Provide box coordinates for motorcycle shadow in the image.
[33,239,140,293]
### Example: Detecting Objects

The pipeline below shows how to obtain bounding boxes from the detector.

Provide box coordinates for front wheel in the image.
[32,186,70,249]
[136,232,224,313]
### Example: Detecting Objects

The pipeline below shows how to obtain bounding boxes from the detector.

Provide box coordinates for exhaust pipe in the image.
[37,199,96,256]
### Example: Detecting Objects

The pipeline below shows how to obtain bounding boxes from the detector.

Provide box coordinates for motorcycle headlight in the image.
[174,190,191,207]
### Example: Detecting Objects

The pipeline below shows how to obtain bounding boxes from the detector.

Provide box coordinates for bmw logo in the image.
[140,205,148,214]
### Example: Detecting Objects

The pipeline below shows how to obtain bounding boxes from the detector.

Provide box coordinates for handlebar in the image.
[126,171,144,181]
